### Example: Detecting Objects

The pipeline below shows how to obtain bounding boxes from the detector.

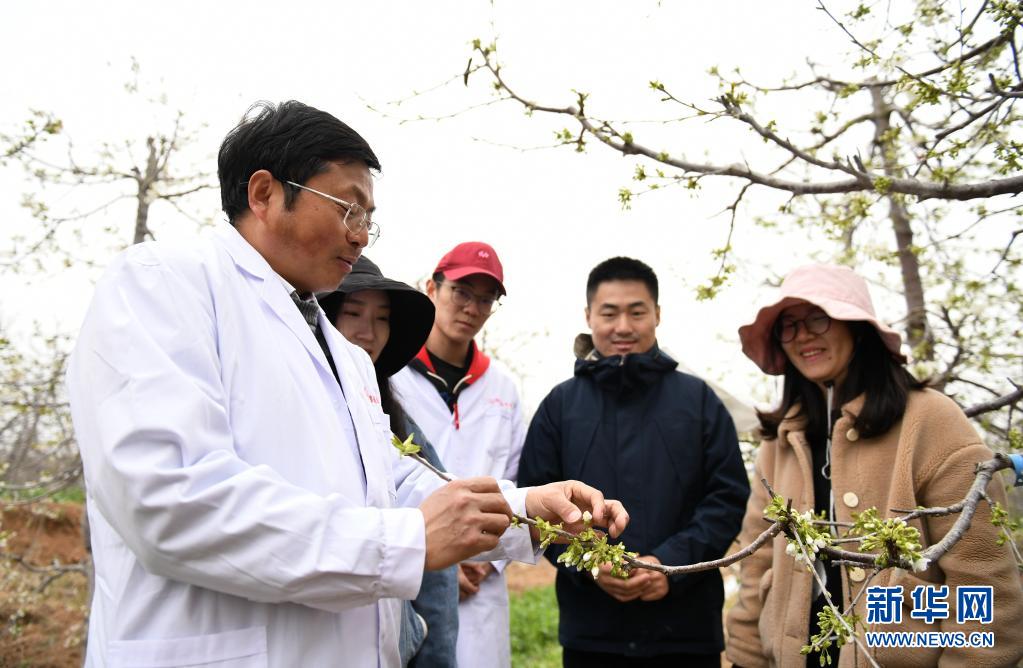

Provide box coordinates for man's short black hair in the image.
[586,257,659,306]
[218,100,381,224]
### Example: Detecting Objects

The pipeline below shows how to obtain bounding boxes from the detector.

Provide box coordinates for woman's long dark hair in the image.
[380,370,411,441]
[759,322,927,440]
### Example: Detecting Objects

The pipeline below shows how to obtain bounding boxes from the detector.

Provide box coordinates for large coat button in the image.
[843,491,860,508]
[849,567,866,582]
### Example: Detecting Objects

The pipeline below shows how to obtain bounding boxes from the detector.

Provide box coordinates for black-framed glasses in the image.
[445,282,501,314]
[284,180,380,247]
[774,311,832,343]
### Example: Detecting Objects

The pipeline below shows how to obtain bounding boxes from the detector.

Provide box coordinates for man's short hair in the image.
[218,100,382,224]
[586,257,659,306]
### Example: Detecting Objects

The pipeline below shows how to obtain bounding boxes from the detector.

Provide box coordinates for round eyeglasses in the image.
[445,282,501,314]
[284,180,380,247]
[774,311,832,343]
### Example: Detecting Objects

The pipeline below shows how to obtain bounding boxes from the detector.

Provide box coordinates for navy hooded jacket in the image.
[517,340,750,657]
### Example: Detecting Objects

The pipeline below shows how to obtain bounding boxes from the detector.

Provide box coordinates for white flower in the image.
[582,551,593,562]
[814,537,828,550]
[582,510,593,523]
[786,543,798,557]
[591,566,600,579]
[913,557,930,572]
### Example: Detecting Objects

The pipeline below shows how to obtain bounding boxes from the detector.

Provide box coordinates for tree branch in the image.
[964,384,1023,417]
[3,553,87,592]
[475,46,1023,201]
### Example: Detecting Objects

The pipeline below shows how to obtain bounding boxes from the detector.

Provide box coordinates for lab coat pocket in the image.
[107,626,267,668]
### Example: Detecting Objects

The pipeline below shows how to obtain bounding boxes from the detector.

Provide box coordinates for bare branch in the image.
[630,522,783,576]
[964,385,1023,417]
[155,183,215,200]
[3,553,87,592]
[988,73,1023,98]
[474,46,1023,201]
[992,228,1022,273]
[920,455,1014,563]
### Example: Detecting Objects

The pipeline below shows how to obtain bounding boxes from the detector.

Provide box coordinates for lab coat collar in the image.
[213,223,338,393]
[214,223,387,506]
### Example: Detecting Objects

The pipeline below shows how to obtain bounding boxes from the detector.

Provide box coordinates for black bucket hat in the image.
[319,256,435,378]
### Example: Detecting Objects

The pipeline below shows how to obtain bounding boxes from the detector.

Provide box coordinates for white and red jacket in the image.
[392,343,526,668]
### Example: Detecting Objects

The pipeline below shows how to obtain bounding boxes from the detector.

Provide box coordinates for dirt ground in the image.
[505,559,557,593]
[1,503,89,668]
[0,504,562,668]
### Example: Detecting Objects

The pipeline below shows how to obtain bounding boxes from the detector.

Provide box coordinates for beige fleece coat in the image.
[726,389,1023,667]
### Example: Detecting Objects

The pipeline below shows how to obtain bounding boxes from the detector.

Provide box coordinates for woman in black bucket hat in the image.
[321,256,458,668]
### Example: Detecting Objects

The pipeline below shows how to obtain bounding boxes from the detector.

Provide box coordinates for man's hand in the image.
[420,478,513,571]
[457,562,494,601]
[636,555,670,601]
[593,562,652,603]
[524,480,629,539]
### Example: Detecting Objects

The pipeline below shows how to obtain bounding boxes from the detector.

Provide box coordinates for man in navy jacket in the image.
[518,257,750,668]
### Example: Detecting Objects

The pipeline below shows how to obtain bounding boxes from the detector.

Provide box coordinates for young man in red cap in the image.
[392,241,525,668]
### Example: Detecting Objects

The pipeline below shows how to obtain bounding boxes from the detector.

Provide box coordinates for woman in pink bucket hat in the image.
[725,263,1023,668]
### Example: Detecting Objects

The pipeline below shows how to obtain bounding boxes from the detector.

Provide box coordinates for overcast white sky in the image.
[1,1,909,411]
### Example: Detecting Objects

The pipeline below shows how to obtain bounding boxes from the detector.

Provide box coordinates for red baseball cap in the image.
[433,241,507,296]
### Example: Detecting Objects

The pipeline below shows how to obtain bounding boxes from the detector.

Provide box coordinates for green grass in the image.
[0,484,85,505]
[510,585,561,668]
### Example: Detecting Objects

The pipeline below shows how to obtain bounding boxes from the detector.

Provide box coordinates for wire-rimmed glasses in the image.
[285,180,380,247]
[445,282,501,314]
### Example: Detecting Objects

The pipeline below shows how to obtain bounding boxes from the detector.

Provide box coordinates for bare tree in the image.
[1,74,216,654]
[429,0,1023,439]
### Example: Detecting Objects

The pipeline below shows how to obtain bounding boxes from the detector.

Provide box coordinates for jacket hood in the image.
[573,333,677,394]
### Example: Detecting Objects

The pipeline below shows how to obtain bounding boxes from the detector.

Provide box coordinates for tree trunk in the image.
[869,86,933,359]
[132,137,159,245]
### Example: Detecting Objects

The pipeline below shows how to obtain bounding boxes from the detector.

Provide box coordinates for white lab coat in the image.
[67,223,536,668]
[392,361,526,668]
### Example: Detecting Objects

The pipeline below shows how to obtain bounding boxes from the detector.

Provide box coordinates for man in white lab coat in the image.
[67,101,628,668]
[391,242,524,668]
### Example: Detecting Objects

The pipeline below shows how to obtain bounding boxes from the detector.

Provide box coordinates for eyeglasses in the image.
[774,311,832,343]
[444,282,501,314]
[284,180,380,247]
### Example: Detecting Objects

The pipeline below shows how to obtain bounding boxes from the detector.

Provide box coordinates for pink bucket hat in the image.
[738,263,906,375]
